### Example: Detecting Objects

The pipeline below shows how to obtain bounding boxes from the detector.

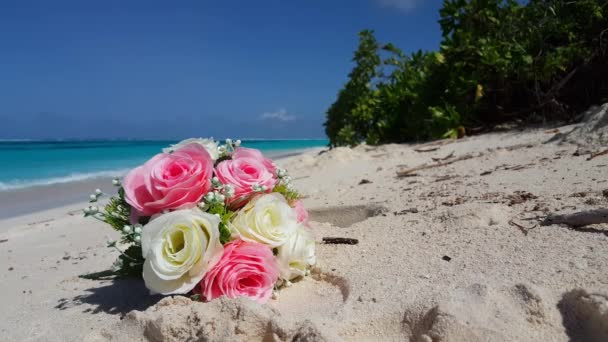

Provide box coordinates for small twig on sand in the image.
[396,153,479,177]
[519,215,545,221]
[541,209,608,228]
[415,138,456,150]
[322,237,359,245]
[414,146,440,153]
[480,162,534,176]
[504,163,535,171]
[587,149,608,161]
[434,175,458,182]
[505,143,535,151]
[0,239,8,243]
[432,151,455,162]
[509,219,538,236]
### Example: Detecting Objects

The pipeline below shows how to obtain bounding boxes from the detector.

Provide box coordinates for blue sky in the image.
[0,0,443,140]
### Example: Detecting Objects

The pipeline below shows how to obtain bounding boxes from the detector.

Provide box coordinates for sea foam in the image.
[0,169,130,191]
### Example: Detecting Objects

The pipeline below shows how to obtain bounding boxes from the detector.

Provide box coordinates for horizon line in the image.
[0,137,329,142]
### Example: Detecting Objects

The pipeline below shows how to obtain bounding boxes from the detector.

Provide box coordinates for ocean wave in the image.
[0,169,131,192]
[0,139,36,142]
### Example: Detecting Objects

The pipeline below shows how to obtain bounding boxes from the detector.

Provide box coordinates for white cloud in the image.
[260,108,296,122]
[377,0,418,12]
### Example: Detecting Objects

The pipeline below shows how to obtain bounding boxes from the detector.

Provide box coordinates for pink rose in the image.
[292,200,309,225]
[215,153,277,209]
[200,239,279,304]
[233,147,277,175]
[122,143,214,216]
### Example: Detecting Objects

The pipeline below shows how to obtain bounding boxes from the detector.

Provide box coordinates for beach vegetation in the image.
[325,0,608,146]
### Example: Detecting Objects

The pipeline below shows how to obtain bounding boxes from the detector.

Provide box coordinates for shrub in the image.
[325,0,608,146]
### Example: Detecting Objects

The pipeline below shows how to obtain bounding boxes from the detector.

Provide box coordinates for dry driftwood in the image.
[414,146,440,153]
[322,237,359,245]
[432,151,455,162]
[396,153,479,177]
[587,149,608,161]
[541,208,608,227]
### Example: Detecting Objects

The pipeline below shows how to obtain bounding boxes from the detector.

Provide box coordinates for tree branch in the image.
[541,209,608,228]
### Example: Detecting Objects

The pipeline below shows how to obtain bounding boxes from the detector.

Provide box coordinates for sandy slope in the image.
[1,122,607,341]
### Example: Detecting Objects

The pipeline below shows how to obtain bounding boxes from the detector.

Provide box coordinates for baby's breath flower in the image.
[205,192,215,202]
[223,184,235,198]
[211,177,222,188]
[203,190,227,205]
[123,225,132,233]
[252,184,266,192]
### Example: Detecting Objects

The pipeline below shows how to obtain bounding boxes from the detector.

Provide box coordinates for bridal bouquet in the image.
[83,138,315,303]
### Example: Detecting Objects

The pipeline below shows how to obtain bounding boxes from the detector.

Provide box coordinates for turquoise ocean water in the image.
[0,139,328,191]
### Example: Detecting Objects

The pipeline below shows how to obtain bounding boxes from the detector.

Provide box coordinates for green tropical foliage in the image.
[325,30,381,146]
[325,0,608,146]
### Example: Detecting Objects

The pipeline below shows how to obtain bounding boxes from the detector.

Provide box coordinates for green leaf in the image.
[206,202,236,245]
[219,222,231,244]
[442,128,459,139]
[273,183,300,203]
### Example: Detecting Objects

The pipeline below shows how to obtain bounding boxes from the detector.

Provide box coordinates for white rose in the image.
[230,193,297,247]
[277,226,316,280]
[163,138,219,160]
[141,209,223,295]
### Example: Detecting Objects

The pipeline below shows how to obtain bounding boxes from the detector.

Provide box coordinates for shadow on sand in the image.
[56,278,162,316]
[558,289,608,342]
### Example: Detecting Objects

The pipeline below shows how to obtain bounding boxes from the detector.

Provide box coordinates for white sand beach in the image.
[1,111,608,341]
